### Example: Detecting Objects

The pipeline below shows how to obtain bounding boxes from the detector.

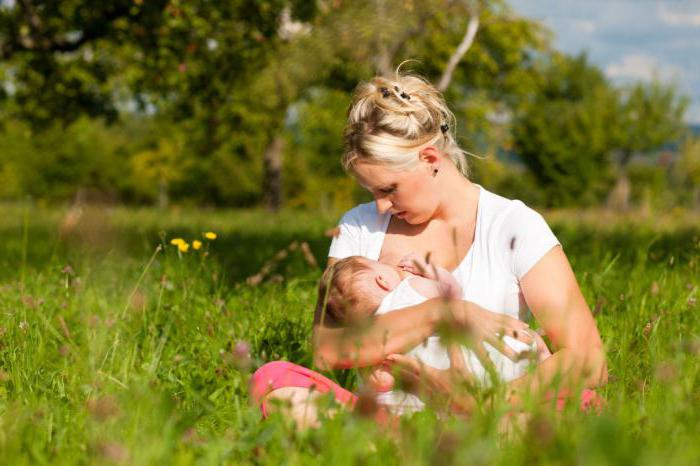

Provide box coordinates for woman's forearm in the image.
[505,346,608,406]
[426,347,607,414]
[312,298,443,370]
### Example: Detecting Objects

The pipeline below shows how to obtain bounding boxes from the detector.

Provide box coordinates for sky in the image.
[511,0,700,123]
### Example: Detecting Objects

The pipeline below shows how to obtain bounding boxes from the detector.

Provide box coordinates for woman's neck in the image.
[432,169,479,224]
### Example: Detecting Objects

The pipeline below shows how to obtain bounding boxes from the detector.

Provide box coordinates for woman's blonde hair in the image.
[342,70,469,176]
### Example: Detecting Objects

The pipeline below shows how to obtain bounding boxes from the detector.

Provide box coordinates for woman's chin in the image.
[394,210,428,224]
[403,213,427,225]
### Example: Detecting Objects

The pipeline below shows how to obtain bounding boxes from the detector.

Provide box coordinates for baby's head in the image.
[317,256,402,325]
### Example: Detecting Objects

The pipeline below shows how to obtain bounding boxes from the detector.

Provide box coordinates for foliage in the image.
[283,88,367,211]
[671,136,700,208]
[0,117,131,201]
[511,53,620,206]
[469,154,547,206]
[129,130,191,206]
[0,2,692,210]
[625,164,670,211]
[0,205,699,464]
[614,80,689,165]
[0,0,554,207]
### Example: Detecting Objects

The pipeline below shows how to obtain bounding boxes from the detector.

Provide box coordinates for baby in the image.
[319,254,547,415]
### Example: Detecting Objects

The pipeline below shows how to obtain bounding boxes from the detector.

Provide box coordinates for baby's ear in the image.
[375,274,392,291]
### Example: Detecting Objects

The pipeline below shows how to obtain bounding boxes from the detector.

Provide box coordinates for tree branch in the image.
[436,8,480,92]
[373,0,393,77]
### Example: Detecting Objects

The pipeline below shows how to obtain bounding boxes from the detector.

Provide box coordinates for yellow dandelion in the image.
[170,238,185,245]
[204,232,217,240]
[192,240,202,250]
[177,242,190,253]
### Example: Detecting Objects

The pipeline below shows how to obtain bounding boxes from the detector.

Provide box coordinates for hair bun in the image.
[343,71,469,176]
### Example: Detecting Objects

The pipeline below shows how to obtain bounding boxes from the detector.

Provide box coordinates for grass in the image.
[0,202,698,465]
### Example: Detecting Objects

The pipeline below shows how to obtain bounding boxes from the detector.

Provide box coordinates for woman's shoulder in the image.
[338,201,389,232]
[329,202,390,260]
[478,186,555,245]
[478,186,533,228]
[477,186,560,278]
[339,201,377,222]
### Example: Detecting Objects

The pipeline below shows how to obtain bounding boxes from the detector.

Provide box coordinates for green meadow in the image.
[0,203,698,465]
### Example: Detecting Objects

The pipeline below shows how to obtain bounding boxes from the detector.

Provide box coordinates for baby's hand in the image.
[399,252,430,277]
[366,367,395,393]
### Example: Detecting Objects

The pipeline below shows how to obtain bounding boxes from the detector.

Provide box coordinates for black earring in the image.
[432,168,438,177]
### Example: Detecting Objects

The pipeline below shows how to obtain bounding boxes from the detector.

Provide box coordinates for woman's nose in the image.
[375,198,392,214]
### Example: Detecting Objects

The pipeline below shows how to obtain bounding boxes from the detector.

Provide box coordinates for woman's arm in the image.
[312,299,443,370]
[507,246,608,398]
[313,257,439,370]
[313,258,533,370]
[386,246,607,411]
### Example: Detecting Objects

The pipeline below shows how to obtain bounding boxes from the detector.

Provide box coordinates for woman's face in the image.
[353,160,439,225]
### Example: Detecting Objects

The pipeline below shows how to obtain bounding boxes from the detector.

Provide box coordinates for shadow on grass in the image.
[1,210,698,285]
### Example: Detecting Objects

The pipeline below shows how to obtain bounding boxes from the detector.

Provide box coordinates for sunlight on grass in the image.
[0,204,698,465]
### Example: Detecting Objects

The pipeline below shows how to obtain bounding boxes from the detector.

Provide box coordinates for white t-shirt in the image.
[328,185,560,320]
[329,186,559,414]
[372,277,538,415]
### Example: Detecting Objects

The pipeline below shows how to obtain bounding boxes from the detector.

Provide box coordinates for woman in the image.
[250,72,607,427]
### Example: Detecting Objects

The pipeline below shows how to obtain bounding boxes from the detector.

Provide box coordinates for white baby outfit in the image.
[373,277,537,414]
[329,185,561,414]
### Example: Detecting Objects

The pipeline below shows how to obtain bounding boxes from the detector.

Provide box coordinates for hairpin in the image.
[400,92,410,100]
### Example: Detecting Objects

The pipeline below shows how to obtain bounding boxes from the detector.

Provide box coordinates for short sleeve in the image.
[500,201,560,280]
[327,203,390,260]
[328,208,363,259]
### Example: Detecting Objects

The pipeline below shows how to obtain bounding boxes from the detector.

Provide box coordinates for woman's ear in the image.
[375,274,392,292]
[418,146,441,165]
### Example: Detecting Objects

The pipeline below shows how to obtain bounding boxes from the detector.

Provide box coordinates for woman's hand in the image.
[384,354,475,414]
[442,300,534,362]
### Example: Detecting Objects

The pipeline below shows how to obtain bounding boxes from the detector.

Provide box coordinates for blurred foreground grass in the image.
[0,202,698,465]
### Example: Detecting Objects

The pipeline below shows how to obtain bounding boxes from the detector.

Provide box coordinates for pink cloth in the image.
[250,361,604,418]
[551,388,605,413]
[250,361,357,417]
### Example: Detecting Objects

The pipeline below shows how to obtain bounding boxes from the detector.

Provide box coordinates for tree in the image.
[671,136,700,209]
[1,0,320,206]
[511,53,619,206]
[277,0,549,208]
[1,0,550,207]
[0,0,172,127]
[607,80,688,210]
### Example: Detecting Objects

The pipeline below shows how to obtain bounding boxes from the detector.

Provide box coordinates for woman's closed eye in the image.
[379,185,397,195]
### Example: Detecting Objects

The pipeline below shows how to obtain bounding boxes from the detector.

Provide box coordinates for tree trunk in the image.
[373,0,393,77]
[607,173,631,211]
[607,151,634,211]
[263,134,285,211]
[157,178,169,209]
